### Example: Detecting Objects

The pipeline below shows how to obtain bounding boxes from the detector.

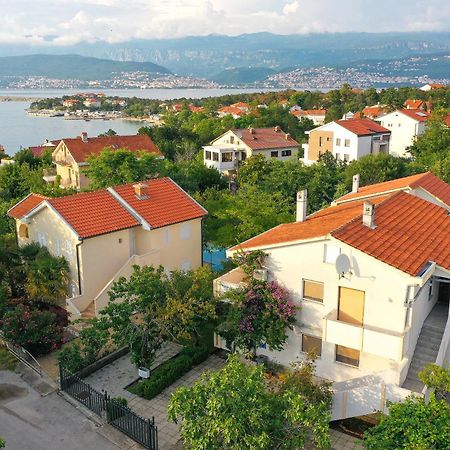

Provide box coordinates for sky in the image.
[1,0,449,45]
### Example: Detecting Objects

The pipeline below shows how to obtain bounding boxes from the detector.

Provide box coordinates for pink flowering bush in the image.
[0,304,65,355]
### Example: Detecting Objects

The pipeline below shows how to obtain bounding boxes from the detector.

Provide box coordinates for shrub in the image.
[0,304,64,355]
[129,345,210,400]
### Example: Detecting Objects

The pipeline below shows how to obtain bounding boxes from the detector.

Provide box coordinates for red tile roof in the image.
[59,134,162,163]
[334,172,450,207]
[8,178,207,239]
[229,196,389,252]
[398,109,430,122]
[218,106,246,116]
[231,102,250,109]
[335,119,390,136]
[111,178,207,229]
[354,106,389,119]
[292,109,327,117]
[8,193,49,219]
[333,192,450,276]
[233,127,299,150]
[231,191,450,276]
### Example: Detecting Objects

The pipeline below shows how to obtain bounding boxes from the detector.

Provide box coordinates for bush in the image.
[129,345,210,400]
[0,304,64,355]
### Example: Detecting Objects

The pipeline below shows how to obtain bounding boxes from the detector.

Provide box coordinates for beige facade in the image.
[306,130,334,161]
[16,205,203,318]
[53,141,89,189]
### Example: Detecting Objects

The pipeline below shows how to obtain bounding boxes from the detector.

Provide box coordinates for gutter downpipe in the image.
[76,240,83,295]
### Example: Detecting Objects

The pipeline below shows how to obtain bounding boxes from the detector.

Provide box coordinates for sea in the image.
[0,88,278,154]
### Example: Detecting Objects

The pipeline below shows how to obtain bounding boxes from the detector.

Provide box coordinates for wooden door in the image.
[338,287,365,326]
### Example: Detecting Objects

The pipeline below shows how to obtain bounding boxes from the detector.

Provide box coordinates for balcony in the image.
[324,309,407,361]
[213,267,247,298]
[43,168,57,183]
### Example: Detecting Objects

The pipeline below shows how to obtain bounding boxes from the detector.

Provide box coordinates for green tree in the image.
[168,354,332,450]
[86,149,164,188]
[419,363,450,400]
[364,395,450,449]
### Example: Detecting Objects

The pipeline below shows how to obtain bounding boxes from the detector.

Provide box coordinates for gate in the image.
[60,364,158,450]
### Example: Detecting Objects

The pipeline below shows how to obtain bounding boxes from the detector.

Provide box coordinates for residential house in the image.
[52,132,162,189]
[302,119,391,165]
[203,127,299,175]
[217,106,247,119]
[353,105,389,120]
[214,172,450,420]
[420,83,445,92]
[230,102,250,113]
[8,178,207,320]
[291,109,327,126]
[404,99,425,110]
[189,104,205,113]
[377,109,430,156]
[83,98,101,108]
[29,139,58,158]
[62,99,81,108]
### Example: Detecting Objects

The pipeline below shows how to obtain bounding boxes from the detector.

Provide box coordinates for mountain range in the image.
[0,32,448,84]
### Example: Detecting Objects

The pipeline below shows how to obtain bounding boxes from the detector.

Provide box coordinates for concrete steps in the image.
[402,302,448,392]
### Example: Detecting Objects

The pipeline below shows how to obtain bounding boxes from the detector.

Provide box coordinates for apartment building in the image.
[203,127,299,175]
[52,132,162,189]
[377,109,430,157]
[8,178,207,320]
[214,172,450,419]
[302,119,391,164]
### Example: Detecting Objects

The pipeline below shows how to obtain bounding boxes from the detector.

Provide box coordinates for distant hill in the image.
[212,67,277,85]
[0,54,170,80]
[0,31,448,78]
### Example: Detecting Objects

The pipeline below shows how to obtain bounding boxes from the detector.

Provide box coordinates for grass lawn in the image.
[0,347,17,371]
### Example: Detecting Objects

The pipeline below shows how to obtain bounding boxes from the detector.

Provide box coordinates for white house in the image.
[377,109,430,157]
[420,83,445,92]
[291,109,327,126]
[203,127,299,175]
[302,119,391,165]
[214,172,450,420]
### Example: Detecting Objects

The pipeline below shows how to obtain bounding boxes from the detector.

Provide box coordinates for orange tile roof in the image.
[404,99,424,110]
[60,134,162,163]
[233,127,299,150]
[398,109,430,122]
[48,190,139,238]
[8,193,49,219]
[292,109,327,117]
[229,196,389,252]
[335,118,390,136]
[218,106,245,116]
[231,102,250,109]
[333,192,450,276]
[354,106,389,119]
[334,172,450,207]
[8,178,207,239]
[111,178,207,229]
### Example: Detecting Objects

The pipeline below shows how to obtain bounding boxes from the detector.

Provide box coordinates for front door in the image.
[338,287,365,326]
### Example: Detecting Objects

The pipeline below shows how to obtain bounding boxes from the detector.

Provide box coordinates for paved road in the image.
[0,369,122,450]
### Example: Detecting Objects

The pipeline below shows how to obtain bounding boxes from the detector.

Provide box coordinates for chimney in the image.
[296,190,307,222]
[274,125,281,132]
[133,182,149,200]
[285,133,291,140]
[81,132,88,143]
[352,174,360,193]
[362,201,376,228]
[249,128,255,134]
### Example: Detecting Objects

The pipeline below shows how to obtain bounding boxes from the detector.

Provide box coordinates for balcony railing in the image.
[324,309,407,361]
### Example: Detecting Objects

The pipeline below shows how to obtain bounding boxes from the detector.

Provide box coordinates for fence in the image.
[60,364,158,450]
[2,336,42,376]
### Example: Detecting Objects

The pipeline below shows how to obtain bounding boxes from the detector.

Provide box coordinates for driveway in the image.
[0,368,135,450]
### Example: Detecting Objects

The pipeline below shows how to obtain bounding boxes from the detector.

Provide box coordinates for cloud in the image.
[0,0,448,45]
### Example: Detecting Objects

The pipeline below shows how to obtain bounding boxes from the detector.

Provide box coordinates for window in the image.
[180,223,191,240]
[302,334,322,357]
[222,152,232,162]
[241,152,247,161]
[281,150,292,157]
[319,136,323,147]
[326,137,331,142]
[213,152,219,162]
[343,154,350,162]
[336,138,341,146]
[18,223,29,239]
[336,345,360,367]
[344,139,350,147]
[335,153,340,160]
[373,136,380,141]
[205,150,212,160]
[303,279,324,302]
[230,135,234,144]
[324,244,340,263]
[270,151,279,158]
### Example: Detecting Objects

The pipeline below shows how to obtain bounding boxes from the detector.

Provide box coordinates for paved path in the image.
[330,429,363,449]
[84,342,182,400]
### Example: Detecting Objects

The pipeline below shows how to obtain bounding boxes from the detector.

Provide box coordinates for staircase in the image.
[403,302,449,392]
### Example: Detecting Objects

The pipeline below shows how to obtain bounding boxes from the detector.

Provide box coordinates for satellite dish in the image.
[335,254,351,277]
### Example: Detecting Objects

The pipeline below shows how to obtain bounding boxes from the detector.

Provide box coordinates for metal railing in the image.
[2,337,42,376]
[59,364,158,449]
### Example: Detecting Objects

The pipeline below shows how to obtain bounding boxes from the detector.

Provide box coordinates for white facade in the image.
[378,110,428,157]
[204,130,297,174]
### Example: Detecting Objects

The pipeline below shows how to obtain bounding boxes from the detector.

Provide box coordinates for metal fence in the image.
[60,364,158,450]
[1,336,42,376]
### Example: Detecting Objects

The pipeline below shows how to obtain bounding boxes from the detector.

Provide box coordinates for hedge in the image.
[129,345,210,400]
